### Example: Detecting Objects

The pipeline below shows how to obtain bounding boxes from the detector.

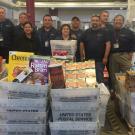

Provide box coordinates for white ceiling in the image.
[0,0,128,8]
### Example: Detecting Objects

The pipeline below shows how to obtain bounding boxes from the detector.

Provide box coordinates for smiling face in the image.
[23,23,33,35]
[61,25,70,38]
[91,16,100,29]
[114,15,124,30]
[0,8,6,21]
[43,16,53,29]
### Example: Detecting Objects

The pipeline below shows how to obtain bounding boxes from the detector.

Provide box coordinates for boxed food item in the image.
[65,61,96,88]
[50,40,77,60]
[8,51,33,82]
[29,56,50,85]
[115,73,126,82]
[49,64,65,89]
[12,68,33,83]
[65,79,87,88]
[125,71,135,92]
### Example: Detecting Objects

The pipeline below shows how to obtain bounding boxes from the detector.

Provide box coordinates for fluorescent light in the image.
[0,0,17,8]
[16,1,127,8]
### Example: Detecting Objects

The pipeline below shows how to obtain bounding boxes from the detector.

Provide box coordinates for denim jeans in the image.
[95,61,105,83]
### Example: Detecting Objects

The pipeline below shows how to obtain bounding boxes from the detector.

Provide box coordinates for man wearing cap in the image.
[71,16,83,62]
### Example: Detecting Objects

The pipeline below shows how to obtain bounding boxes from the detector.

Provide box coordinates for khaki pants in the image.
[109,52,132,91]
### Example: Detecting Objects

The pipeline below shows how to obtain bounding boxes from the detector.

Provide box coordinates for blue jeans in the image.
[95,61,105,83]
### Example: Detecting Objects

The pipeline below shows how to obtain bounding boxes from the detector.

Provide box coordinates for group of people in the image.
[80,11,135,96]
[0,7,82,61]
[0,6,135,96]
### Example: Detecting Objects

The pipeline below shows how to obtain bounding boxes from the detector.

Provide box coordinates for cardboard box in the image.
[125,71,135,92]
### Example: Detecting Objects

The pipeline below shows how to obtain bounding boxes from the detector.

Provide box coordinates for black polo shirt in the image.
[38,27,59,56]
[0,18,14,61]
[111,27,135,53]
[80,28,109,61]
[103,23,114,44]
[71,29,83,62]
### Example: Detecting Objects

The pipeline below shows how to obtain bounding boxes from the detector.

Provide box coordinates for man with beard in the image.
[80,15,111,83]
[38,14,59,56]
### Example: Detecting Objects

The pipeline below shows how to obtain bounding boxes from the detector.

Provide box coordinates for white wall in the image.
[58,8,102,22]
[107,9,127,22]
[12,8,49,27]
[4,7,127,27]
[35,8,49,27]
[0,6,13,19]
[58,8,127,29]
[58,8,127,22]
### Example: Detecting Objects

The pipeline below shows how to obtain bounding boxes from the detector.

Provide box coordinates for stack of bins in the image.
[50,88,100,135]
[0,82,48,135]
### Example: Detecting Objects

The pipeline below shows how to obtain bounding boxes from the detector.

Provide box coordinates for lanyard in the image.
[114,30,120,43]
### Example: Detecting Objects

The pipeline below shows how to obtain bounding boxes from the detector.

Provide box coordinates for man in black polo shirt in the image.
[0,7,14,62]
[80,15,111,83]
[100,10,114,90]
[100,10,113,31]
[71,16,83,62]
[109,15,135,91]
[38,15,59,56]
[14,12,28,41]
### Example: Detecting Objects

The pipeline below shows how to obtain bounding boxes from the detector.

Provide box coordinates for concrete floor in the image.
[101,98,129,135]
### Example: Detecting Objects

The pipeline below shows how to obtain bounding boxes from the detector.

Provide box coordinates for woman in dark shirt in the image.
[13,21,41,54]
[55,24,77,60]
[56,24,76,40]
